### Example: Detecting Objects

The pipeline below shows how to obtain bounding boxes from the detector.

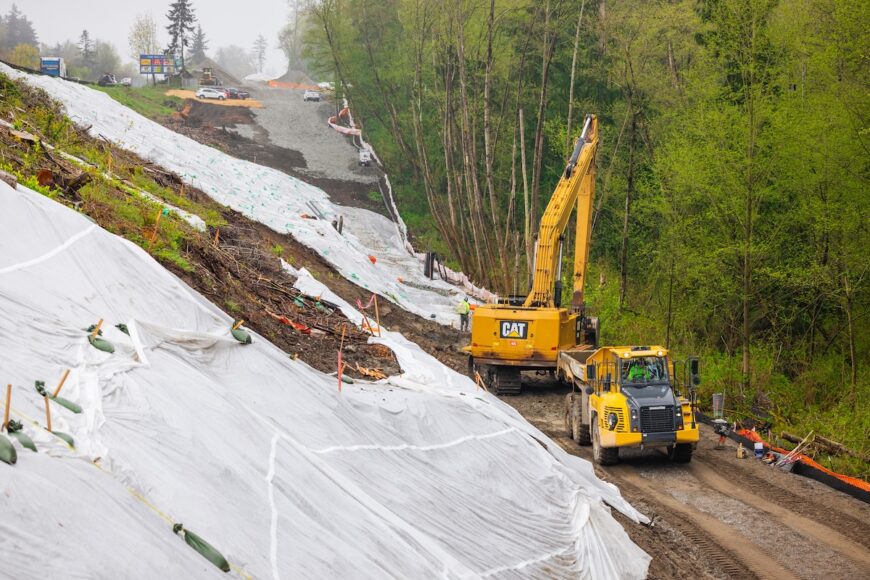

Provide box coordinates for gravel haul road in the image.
[505,380,870,580]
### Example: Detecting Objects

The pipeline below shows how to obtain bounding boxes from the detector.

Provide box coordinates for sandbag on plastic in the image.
[35,381,82,414]
[172,524,230,573]
[0,434,17,465]
[88,334,115,353]
[52,431,75,447]
[6,419,37,452]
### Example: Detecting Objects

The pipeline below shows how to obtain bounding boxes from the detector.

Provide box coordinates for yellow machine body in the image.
[563,345,700,464]
[468,306,580,367]
[466,115,599,393]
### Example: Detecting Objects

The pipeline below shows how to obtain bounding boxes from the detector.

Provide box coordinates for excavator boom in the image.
[525,115,598,309]
[466,114,599,395]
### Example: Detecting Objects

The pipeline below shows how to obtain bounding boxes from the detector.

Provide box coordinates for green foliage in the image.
[301,0,869,473]
[271,243,284,257]
[93,85,182,119]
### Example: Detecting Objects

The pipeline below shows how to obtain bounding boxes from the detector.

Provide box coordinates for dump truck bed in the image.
[557,348,595,384]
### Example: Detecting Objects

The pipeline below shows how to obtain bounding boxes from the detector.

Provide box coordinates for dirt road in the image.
[505,379,870,580]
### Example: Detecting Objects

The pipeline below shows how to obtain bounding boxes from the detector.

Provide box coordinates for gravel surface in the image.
[502,377,870,580]
[251,87,379,184]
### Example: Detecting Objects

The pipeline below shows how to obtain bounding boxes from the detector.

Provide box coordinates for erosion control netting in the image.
[0,63,473,327]
[0,182,649,577]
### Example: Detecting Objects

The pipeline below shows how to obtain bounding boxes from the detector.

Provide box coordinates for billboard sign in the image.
[139,55,176,75]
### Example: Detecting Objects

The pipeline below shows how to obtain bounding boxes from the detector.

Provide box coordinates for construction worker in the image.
[626,361,649,382]
[456,297,471,332]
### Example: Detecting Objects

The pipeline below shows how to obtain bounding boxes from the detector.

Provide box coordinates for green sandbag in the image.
[0,435,17,465]
[6,420,37,452]
[88,335,115,353]
[9,431,37,452]
[116,323,130,335]
[293,297,305,308]
[51,396,83,414]
[173,524,230,573]
[52,431,75,447]
[231,328,252,344]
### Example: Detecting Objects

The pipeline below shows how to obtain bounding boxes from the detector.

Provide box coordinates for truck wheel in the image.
[575,416,591,446]
[669,443,693,463]
[592,416,619,465]
[565,394,591,445]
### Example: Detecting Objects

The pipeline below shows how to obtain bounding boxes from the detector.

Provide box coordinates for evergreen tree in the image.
[253,34,268,73]
[79,30,94,67]
[190,24,208,62]
[1,4,38,51]
[166,0,196,71]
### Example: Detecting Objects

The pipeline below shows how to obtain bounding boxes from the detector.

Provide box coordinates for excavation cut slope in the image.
[0,181,649,577]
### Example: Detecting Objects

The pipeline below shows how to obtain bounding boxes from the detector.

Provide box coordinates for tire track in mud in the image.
[547,434,760,580]
[693,454,870,552]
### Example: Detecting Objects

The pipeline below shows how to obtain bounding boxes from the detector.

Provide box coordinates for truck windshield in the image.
[620,356,668,386]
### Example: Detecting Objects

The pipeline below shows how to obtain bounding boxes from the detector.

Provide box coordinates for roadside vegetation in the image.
[92,85,183,120]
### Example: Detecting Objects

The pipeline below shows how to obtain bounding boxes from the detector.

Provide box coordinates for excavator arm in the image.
[525,115,598,310]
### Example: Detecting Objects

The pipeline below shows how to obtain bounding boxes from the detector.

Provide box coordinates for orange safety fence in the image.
[737,428,870,493]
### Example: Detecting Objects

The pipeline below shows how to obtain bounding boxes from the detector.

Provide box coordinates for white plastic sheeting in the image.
[0,180,649,577]
[1,63,475,327]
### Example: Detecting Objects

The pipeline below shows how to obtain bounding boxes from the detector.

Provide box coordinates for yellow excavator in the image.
[465,113,700,463]
[466,114,600,394]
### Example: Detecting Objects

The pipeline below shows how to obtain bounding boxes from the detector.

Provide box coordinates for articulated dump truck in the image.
[561,346,700,465]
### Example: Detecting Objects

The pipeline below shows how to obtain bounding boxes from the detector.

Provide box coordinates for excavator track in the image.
[491,367,522,395]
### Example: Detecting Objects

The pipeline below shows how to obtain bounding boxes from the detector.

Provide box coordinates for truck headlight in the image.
[607,412,618,431]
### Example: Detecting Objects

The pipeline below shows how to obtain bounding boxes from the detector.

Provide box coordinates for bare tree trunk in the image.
[519,107,532,282]
[530,0,561,243]
[841,273,857,400]
[483,0,508,291]
[619,110,636,309]
[566,1,587,151]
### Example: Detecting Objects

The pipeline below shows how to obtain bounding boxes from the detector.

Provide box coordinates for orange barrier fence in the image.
[737,428,870,493]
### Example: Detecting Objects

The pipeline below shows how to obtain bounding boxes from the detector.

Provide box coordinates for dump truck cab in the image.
[562,345,700,465]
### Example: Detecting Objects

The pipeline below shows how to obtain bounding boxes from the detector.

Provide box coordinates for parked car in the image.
[303,90,321,102]
[224,87,251,100]
[358,148,372,167]
[196,87,227,101]
[97,73,117,87]
[119,77,132,87]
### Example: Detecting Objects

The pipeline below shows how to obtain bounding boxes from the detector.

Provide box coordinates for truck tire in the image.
[592,416,619,465]
[565,393,591,445]
[669,443,693,463]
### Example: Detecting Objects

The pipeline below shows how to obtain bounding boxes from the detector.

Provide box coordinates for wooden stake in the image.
[213,228,220,247]
[149,208,163,245]
[374,295,381,337]
[3,384,10,431]
[91,319,104,338]
[359,308,374,336]
[52,369,71,398]
[338,324,347,393]
[44,396,51,432]
[232,319,245,330]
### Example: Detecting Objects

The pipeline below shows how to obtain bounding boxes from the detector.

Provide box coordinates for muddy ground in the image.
[507,378,870,580]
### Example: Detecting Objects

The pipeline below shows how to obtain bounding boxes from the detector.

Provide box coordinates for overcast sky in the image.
[2,0,289,75]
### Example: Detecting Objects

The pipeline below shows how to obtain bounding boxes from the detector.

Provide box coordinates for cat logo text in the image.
[499,321,529,339]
